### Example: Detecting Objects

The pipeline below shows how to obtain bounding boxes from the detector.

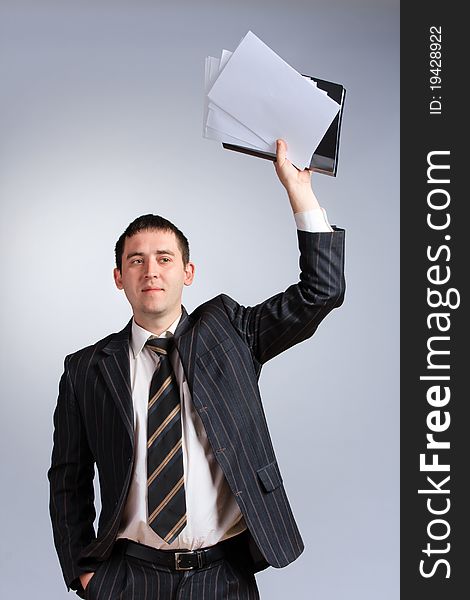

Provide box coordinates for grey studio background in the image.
[0,1,399,599]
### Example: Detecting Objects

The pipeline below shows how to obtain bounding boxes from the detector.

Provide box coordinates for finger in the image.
[275,138,288,166]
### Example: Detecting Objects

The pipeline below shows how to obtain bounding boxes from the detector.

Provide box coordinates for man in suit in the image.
[48,139,345,599]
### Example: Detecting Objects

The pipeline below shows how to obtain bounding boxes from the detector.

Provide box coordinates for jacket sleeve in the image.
[220,228,345,365]
[48,355,97,592]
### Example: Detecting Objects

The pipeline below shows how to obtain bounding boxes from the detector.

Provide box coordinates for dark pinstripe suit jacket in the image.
[48,229,345,593]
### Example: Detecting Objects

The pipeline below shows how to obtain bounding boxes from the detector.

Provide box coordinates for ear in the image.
[113,267,124,290]
[183,261,195,287]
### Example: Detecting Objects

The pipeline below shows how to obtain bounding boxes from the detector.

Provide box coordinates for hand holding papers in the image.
[203,31,346,174]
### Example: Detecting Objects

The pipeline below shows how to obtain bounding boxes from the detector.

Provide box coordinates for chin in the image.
[142,304,166,315]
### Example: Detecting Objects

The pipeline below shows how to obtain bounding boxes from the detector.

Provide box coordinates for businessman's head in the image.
[113,214,195,331]
[115,214,190,270]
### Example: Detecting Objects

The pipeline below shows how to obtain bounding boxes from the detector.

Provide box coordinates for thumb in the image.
[275,138,288,167]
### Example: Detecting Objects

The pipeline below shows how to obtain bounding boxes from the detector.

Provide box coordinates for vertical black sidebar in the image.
[401,4,467,600]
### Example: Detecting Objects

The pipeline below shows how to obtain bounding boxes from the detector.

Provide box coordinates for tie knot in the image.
[145,336,174,356]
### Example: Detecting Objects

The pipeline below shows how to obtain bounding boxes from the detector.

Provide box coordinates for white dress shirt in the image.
[116,208,332,550]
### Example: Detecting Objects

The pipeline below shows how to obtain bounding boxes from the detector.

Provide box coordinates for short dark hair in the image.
[115,214,190,271]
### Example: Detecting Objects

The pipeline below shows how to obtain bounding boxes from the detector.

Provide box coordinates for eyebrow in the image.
[126,249,176,260]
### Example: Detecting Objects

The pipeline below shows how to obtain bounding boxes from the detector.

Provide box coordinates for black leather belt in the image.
[122,539,231,571]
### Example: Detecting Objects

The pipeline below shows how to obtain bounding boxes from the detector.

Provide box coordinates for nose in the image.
[144,258,160,279]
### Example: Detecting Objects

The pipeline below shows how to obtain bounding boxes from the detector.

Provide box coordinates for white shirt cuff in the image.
[294,208,333,232]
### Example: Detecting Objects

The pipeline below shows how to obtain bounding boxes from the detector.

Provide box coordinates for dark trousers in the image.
[84,542,260,600]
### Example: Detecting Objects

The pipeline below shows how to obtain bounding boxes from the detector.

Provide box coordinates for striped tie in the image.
[145,337,186,544]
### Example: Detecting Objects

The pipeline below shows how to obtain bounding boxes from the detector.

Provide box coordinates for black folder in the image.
[222,75,346,176]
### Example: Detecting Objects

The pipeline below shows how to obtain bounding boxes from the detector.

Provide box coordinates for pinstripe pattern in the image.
[84,547,259,600]
[48,229,345,596]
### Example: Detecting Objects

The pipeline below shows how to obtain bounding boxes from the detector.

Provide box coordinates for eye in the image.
[131,258,144,264]
[159,257,171,263]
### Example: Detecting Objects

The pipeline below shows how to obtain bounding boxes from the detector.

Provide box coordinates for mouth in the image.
[142,287,164,293]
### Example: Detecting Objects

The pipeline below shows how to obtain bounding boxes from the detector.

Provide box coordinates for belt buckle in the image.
[175,551,203,571]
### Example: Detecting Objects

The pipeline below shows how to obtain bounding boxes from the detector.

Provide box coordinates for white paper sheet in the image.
[206,105,271,150]
[204,51,271,150]
[204,31,340,169]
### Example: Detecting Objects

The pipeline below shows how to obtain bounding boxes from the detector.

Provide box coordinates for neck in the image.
[134,309,182,336]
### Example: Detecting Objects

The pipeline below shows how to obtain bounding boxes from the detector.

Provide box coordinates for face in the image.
[113,229,195,329]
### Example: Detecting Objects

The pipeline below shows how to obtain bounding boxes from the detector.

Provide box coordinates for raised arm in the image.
[274,138,320,214]
[219,139,345,365]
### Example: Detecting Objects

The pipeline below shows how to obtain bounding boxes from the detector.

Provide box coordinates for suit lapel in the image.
[173,306,199,392]
[98,319,134,443]
[96,310,199,444]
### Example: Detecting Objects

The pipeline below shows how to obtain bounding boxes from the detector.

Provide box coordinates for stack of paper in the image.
[203,31,341,170]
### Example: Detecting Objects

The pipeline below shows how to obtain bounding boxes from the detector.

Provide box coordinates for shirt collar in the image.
[130,314,182,358]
